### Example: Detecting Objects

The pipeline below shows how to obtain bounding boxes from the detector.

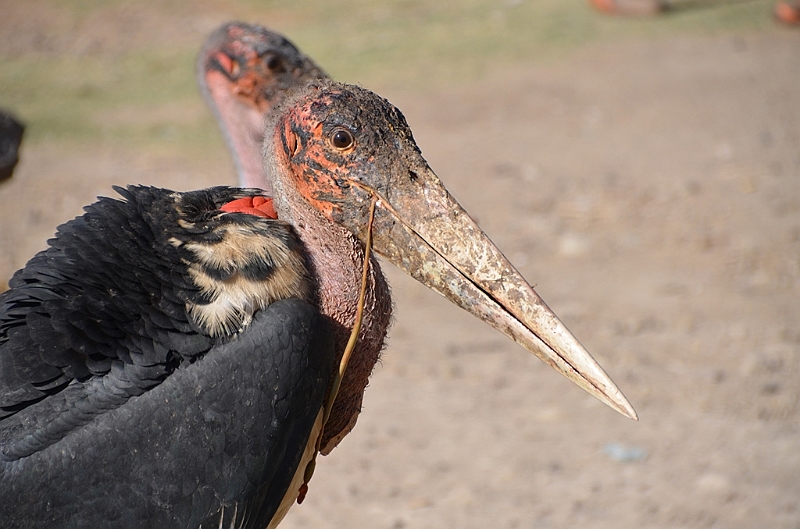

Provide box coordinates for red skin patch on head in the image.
[284,102,352,221]
[224,40,273,112]
[214,51,234,75]
[208,32,272,113]
[221,196,278,218]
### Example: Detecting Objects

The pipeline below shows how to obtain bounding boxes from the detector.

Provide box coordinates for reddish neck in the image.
[203,70,270,191]
[272,171,392,454]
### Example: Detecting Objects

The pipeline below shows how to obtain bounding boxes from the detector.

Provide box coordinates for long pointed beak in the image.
[352,166,637,421]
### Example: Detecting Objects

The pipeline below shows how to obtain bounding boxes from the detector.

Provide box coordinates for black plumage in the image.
[0,186,330,528]
[0,111,23,182]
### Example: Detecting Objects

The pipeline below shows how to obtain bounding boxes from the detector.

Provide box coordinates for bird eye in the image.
[265,56,285,72]
[331,129,355,150]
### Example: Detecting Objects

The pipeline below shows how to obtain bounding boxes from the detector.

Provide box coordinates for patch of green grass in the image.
[0,49,218,150]
[278,0,775,87]
[0,0,778,151]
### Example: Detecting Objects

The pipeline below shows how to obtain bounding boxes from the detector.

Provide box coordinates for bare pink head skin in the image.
[198,22,327,194]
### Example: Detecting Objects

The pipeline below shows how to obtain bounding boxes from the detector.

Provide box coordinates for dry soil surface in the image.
[1,29,799,529]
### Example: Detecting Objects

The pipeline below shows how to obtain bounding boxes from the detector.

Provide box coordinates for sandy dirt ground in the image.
[1,11,799,529]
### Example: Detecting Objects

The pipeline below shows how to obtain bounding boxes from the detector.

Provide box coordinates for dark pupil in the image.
[332,130,353,149]
[266,56,284,72]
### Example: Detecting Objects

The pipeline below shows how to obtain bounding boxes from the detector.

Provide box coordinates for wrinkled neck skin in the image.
[203,71,270,191]
[267,142,392,454]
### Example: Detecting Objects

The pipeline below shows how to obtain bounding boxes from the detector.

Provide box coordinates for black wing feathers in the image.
[1,299,334,529]
[0,185,293,421]
[0,186,203,419]
[1,185,328,528]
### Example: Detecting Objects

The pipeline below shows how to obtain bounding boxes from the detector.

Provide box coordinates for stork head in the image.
[198,22,327,191]
[265,80,638,422]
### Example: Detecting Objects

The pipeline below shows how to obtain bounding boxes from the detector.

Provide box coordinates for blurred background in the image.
[1,1,798,527]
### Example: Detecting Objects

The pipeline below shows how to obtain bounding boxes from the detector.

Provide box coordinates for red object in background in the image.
[588,0,665,16]
[775,1,800,24]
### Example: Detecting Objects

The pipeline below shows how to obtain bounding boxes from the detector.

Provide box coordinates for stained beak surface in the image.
[351,165,638,421]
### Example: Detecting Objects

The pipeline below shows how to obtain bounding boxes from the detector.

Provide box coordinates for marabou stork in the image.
[0,26,636,529]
